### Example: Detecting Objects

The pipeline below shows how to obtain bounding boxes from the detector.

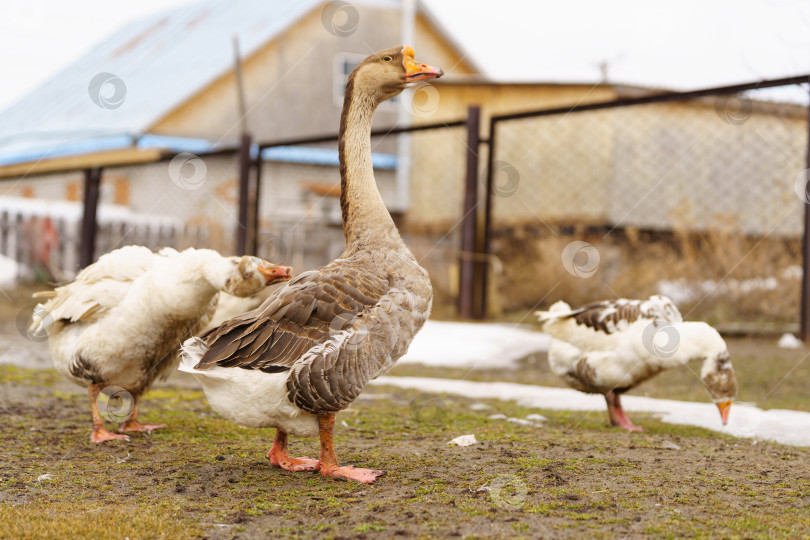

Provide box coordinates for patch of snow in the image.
[526,414,548,423]
[777,333,803,349]
[447,434,478,447]
[0,253,19,288]
[470,403,492,411]
[36,473,53,482]
[658,268,801,305]
[661,440,681,450]
[371,377,810,448]
[487,413,507,420]
[505,417,535,427]
[400,320,550,369]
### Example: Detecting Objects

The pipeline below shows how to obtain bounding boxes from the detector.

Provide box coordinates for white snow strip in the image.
[400,320,550,368]
[0,253,19,288]
[371,376,810,448]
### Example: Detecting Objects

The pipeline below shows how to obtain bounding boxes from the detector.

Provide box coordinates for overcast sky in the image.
[0,0,808,112]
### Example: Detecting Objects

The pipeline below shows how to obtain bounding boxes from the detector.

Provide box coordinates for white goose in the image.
[179,46,441,484]
[536,295,737,431]
[30,246,291,443]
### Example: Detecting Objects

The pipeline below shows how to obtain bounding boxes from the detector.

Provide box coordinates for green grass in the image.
[2,361,810,538]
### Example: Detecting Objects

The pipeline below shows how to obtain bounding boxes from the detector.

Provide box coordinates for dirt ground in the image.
[1,365,810,539]
[2,283,810,538]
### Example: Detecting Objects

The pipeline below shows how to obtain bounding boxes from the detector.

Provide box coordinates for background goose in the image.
[180,46,442,484]
[536,295,737,431]
[30,245,291,443]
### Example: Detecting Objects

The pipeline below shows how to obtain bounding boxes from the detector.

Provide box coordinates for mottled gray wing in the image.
[285,287,421,413]
[194,266,389,374]
[571,296,681,334]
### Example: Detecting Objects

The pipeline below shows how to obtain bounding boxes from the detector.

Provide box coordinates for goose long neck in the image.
[339,82,401,249]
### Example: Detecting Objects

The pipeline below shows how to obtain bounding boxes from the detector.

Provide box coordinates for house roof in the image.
[0,0,477,170]
[0,0,326,162]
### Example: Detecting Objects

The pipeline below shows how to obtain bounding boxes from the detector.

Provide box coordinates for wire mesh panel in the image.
[489,93,808,324]
[99,153,242,256]
[253,125,469,316]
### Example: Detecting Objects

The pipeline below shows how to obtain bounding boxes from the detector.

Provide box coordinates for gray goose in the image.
[29,246,291,443]
[536,295,737,431]
[180,46,441,484]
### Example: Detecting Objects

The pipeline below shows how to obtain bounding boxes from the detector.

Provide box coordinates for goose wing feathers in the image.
[195,263,389,374]
[565,295,682,335]
[34,246,158,326]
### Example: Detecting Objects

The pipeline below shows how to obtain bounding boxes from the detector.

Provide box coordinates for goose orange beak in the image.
[403,46,443,82]
[258,263,293,285]
[717,400,732,425]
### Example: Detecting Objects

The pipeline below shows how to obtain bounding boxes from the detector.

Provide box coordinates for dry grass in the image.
[485,223,801,324]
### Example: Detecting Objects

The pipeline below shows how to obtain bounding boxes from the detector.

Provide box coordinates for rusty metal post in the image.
[79,167,102,269]
[249,153,263,256]
[458,106,481,319]
[479,116,498,319]
[236,133,252,255]
[800,88,810,340]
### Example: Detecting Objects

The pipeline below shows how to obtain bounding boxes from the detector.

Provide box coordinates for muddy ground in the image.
[1,365,810,539]
[2,283,810,538]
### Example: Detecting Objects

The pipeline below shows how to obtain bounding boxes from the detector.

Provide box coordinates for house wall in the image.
[404,83,808,237]
[405,83,619,229]
[149,5,476,144]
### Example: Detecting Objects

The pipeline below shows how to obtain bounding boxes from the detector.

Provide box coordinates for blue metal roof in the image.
[0,0,324,164]
[262,146,397,169]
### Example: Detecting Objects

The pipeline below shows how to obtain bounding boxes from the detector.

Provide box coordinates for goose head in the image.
[223,256,292,297]
[350,45,443,104]
[701,348,737,426]
[685,323,737,424]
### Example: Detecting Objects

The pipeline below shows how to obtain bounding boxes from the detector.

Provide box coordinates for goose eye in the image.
[382,55,392,62]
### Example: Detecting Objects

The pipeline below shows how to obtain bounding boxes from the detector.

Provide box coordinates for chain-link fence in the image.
[0,149,242,281]
[486,86,809,326]
[3,77,807,327]
[254,124,470,317]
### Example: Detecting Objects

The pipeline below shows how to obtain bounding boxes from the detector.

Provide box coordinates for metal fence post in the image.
[79,167,102,269]
[800,86,810,341]
[236,133,253,255]
[479,116,498,319]
[458,106,481,319]
[249,152,263,256]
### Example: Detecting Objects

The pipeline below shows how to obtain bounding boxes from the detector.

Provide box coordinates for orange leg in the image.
[267,430,319,472]
[605,391,643,432]
[316,413,384,484]
[118,402,166,434]
[89,384,130,444]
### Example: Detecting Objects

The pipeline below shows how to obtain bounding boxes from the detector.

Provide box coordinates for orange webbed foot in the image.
[319,465,384,484]
[91,427,130,444]
[268,451,319,472]
[118,421,166,433]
